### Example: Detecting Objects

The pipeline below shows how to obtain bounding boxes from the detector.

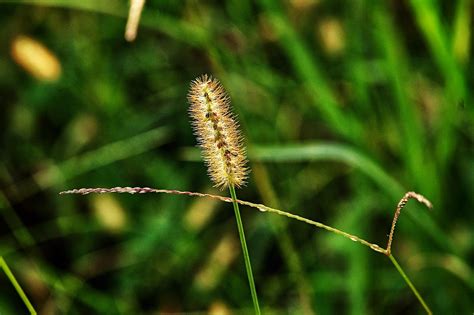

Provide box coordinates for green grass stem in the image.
[388,254,432,315]
[229,184,261,315]
[0,256,37,315]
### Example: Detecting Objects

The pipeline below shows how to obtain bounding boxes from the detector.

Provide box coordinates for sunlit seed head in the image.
[10,35,62,81]
[187,74,248,189]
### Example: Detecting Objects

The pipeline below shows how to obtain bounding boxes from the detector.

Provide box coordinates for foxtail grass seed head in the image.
[187,75,248,189]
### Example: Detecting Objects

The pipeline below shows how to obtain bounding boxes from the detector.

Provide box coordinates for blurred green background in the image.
[0,0,473,314]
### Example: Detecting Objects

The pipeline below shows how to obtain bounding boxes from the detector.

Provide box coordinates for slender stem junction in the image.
[0,256,37,315]
[229,185,261,315]
[388,254,432,315]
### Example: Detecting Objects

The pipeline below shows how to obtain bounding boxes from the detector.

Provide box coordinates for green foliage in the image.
[0,0,473,314]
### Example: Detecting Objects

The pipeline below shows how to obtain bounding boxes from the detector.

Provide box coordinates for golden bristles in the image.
[187,74,248,189]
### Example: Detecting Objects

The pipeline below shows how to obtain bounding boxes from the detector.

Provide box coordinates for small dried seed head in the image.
[187,74,249,189]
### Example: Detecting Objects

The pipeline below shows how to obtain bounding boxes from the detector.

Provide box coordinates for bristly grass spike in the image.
[187,74,249,189]
[188,74,260,314]
[60,75,434,315]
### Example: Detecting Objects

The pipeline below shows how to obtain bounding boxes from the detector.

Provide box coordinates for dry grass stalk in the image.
[60,187,432,255]
[125,0,146,42]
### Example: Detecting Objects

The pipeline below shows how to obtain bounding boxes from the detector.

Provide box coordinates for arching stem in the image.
[386,191,432,255]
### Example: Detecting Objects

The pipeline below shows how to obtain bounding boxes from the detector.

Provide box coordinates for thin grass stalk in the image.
[388,254,432,315]
[60,187,433,312]
[59,187,387,253]
[229,184,261,314]
[0,256,37,315]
